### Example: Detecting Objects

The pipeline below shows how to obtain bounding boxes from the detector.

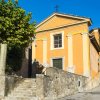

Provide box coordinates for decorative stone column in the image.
[82,33,90,77]
[43,39,47,65]
[36,74,45,100]
[67,34,74,73]
[0,44,7,97]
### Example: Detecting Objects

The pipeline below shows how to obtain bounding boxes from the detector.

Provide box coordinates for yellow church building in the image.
[32,13,100,78]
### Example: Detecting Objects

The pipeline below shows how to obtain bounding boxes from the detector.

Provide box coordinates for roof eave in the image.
[36,12,92,28]
[89,34,100,52]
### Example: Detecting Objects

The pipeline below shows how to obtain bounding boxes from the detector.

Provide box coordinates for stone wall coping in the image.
[46,67,88,78]
[36,74,44,78]
[5,75,23,79]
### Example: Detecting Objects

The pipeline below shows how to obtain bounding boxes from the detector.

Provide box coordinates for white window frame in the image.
[50,57,65,70]
[50,31,64,50]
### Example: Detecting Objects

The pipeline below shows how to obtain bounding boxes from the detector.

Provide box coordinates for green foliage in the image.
[6,46,23,73]
[0,0,36,73]
[0,0,35,47]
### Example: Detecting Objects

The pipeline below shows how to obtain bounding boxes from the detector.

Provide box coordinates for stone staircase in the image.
[4,78,38,100]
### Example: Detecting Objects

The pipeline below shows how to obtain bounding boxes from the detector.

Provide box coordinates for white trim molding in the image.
[50,31,64,50]
[36,13,91,28]
[68,34,73,67]
[43,39,47,64]
[82,33,90,77]
[67,34,75,73]
[32,40,36,62]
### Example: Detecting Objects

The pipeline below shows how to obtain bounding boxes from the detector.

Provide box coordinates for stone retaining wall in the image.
[1,67,100,100]
[83,73,100,91]
[36,67,88,99]
[5,75,23,96]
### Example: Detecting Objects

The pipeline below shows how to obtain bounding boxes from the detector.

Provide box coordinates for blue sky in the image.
[19,0,100,29]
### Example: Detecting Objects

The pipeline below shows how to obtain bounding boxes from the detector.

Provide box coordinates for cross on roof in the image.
[55,5,59,12]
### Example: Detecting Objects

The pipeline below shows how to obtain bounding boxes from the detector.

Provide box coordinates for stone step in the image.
[16,85,36,88]
[15,81,36,88]
[6,79,37,99]
[0,97,4,100]
[20,79,36,83]
[13,89,36,93]
[17,82,36,85]
[4,96,38,100]
[9,87,36,96]
[13,86,36,91]
[14,88,36,91]
[12,91,36,95]
[14,81,36,89]
[15,81,36,86]
[14,87,36,90]
[17,82,36,84]
[14,85,36,89]
[16,79,36,83]
[9,92,36,97]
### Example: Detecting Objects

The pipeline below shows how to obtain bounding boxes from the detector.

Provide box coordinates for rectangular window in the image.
[54,34,62,48]
[52,58,62,69]
[50,31,64,50]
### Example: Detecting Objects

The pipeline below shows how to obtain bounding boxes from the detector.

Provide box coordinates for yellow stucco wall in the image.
[93,30,99,45]
[35,40,43,64]
[31,14,100,77]
[90,43,99,78]
[36,15,83,32]
[33,21,89,76]
[73,34,83,75]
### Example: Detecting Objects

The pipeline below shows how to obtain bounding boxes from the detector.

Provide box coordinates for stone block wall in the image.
[84,73,100,91]
[5,75,23,96]
[0,76,6,98]
[1,67,100,100]
[0,44,7,98]
[36,67,88,99]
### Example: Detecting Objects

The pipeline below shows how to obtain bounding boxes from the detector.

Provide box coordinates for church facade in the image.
[32,13,100,78]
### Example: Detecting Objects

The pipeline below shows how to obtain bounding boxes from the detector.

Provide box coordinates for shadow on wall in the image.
[32,59,44,78]
[17,47,44,78]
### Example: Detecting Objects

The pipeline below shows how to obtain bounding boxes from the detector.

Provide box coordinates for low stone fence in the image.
[36,67,88,100]
[4,68,100,100]
[5,75,24,96]
[83,73,100,91]
[3,67,94,100]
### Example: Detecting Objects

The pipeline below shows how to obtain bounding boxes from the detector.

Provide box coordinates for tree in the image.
[0,0,36,73]
[0,0,35,47]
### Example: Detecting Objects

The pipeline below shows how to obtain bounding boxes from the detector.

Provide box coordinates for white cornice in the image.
[36,20,88,33]
[36,13,92,28]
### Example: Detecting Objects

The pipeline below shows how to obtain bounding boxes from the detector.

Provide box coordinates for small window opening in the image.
[78,81,81,87]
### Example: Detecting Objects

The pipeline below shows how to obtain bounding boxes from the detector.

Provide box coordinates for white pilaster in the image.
[43,39,47,64]
[0,44,7,75]
[0,44,7,97]
[67,34,74,73]
[82,33,90,77]
[32,40,36,62]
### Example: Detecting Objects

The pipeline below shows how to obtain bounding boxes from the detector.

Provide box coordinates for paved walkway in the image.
[58,84,100,100]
